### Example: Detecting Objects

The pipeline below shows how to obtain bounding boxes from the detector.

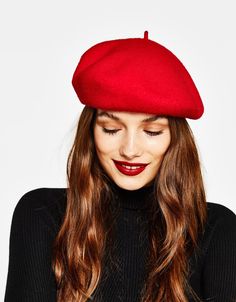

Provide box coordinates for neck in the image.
[110,181,155,210]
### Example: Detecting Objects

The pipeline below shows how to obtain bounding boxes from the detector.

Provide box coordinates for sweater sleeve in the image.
[202,204,236,302]
[4,190,58,302]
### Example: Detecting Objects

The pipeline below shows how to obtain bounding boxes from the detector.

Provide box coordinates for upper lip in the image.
[113,160,149,167]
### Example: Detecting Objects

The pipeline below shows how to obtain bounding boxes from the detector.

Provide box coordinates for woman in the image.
[4,31,236,302]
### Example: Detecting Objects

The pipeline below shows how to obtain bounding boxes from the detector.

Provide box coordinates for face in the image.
[93,109,171,191]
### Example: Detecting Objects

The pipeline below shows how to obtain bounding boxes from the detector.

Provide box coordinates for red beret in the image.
[72,31,204,119]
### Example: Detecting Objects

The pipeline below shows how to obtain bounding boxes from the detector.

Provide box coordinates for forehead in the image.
[96,109,168,123]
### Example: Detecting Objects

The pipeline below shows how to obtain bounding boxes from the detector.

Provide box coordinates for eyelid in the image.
[101,127,164,136]
[100,125,164,131]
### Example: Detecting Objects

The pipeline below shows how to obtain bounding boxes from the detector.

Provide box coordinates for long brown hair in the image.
[52,105,207,302]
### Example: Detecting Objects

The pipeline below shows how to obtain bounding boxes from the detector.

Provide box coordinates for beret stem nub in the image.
[144,30,149,40]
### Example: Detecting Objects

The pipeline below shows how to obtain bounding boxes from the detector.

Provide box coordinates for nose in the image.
[119,131,142,159]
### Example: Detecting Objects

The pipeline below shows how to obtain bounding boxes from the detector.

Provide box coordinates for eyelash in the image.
[102,128,164,136]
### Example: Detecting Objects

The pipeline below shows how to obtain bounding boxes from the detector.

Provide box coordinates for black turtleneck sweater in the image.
[4,184,236,302]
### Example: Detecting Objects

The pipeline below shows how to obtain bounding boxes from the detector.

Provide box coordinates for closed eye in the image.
[102,128,163,136]
[102,128,119,135]
[144,130,164,136]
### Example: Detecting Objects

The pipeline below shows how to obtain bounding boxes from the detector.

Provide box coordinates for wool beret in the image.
[72,31,204,119]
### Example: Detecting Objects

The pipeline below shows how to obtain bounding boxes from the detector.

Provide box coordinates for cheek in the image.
[147,134,171,159]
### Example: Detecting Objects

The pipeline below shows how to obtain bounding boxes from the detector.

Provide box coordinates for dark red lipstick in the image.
[113,160,149,176]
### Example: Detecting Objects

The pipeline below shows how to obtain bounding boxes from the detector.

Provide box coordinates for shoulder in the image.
[12,187,67,235]
[191,202,236,267]
[207,201,236,217]
[206,202,236,230]
[200,202,236,254]
[15,187,67,211]
[16,188,66,210]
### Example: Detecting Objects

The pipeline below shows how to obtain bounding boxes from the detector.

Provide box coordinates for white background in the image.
[1,0,235,298]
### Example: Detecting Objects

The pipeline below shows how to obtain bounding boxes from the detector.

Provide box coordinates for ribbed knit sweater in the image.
[4,183,236,302]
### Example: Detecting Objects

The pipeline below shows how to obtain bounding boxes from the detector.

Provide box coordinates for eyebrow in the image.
[97,111,165,123]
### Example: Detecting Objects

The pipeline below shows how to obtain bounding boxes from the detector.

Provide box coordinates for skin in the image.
[93,109,171,191]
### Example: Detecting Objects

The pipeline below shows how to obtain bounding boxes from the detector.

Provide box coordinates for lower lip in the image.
[114,162,147,176]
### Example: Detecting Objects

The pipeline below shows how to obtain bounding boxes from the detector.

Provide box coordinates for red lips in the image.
[113,160,149,176]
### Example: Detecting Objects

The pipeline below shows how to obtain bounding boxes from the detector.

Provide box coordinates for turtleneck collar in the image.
[110,181,155,210]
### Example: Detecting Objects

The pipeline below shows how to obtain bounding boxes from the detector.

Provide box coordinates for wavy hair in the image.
[52,105,207,302]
